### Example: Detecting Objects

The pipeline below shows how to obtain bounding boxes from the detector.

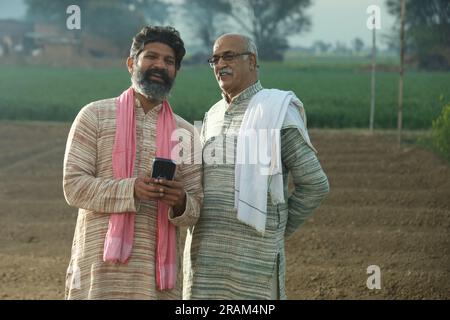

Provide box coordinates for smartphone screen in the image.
[151,157,176,180]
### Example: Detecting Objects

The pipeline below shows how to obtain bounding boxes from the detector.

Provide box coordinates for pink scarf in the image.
[103,87,178,291]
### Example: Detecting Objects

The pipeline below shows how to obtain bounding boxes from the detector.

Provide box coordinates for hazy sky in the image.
[0,0,396,49]
[0,0,26,19]
[288,0,396,48]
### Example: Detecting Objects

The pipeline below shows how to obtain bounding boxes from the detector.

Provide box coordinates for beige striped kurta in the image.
[63,96,202,299]
[183,81,330,299]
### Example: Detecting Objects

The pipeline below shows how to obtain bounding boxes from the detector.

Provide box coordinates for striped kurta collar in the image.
[222,81,264,106]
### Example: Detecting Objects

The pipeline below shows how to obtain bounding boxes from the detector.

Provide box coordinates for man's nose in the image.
[152,57,167,69]
[215,57,227,70]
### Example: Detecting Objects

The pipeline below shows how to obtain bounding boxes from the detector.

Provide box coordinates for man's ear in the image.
[249,54,257,70]
[126,57,134,74]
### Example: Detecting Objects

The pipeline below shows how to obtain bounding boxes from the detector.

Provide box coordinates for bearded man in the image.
[63,26,202,299]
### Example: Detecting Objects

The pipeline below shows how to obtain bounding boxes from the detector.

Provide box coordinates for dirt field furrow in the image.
[310,206,450,228]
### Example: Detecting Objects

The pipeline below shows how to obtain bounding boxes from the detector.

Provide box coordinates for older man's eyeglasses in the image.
[207,52,252,68]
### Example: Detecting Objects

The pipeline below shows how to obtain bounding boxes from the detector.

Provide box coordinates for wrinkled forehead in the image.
[213,35,246,55]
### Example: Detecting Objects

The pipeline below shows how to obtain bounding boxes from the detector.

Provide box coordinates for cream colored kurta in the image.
[63,96,202,299]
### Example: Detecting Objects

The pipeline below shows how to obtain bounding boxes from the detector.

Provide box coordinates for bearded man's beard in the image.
[131,67,174,101]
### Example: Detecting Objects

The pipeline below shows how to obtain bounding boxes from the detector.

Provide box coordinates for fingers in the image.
[138,189,165,200]
[152,178,185,197]
[134,177,185,208]
[156,186,183,198]
[141,177,153,184]
[138,177,160,189]
[135,177,166,201]
[158,194,179,207]
[154,178,183,189]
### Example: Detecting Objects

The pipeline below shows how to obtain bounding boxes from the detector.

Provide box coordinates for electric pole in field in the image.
[369,13,376,133]
[398,0,406,146]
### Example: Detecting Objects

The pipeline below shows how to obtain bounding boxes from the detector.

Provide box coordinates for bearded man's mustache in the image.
[143,68,173,86]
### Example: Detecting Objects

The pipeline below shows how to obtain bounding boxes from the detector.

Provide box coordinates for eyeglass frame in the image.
[207,51,253,68]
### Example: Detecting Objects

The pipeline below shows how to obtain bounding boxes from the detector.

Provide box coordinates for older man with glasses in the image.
[183,33,330,300]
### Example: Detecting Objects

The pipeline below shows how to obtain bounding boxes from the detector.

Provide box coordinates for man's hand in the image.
[154,178,187,216]
[134,177,187,216]
[134,177,166,201]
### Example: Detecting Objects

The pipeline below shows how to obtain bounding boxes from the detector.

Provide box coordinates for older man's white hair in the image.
[242,35,258,60]
[217,33,259,68]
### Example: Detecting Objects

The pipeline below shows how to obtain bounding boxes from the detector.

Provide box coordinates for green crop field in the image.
[0,56,448,129]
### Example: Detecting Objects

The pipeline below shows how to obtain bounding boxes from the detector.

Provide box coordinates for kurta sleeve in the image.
[281,127,329,238]
[63,103,138,213]
[168,123,203,227]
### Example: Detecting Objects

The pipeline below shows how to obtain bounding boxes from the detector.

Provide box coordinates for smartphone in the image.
[151,157,176,180]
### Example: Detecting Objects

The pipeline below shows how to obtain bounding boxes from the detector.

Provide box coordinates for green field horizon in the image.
[1,55,448,129]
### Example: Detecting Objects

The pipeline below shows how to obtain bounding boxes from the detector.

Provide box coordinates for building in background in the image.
[0,18,122,66]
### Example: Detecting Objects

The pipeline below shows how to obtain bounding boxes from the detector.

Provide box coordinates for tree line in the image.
[24,0,449,69]
[386,0,449,70]
[25,0,311,61]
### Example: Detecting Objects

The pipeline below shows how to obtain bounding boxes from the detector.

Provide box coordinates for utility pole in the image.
[398,0,406,146]
[369,13,376,133]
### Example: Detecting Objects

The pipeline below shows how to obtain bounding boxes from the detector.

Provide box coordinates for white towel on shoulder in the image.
[235,89,294,233]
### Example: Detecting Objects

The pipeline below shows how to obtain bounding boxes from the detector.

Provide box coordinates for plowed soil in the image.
[0,122,449,299]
